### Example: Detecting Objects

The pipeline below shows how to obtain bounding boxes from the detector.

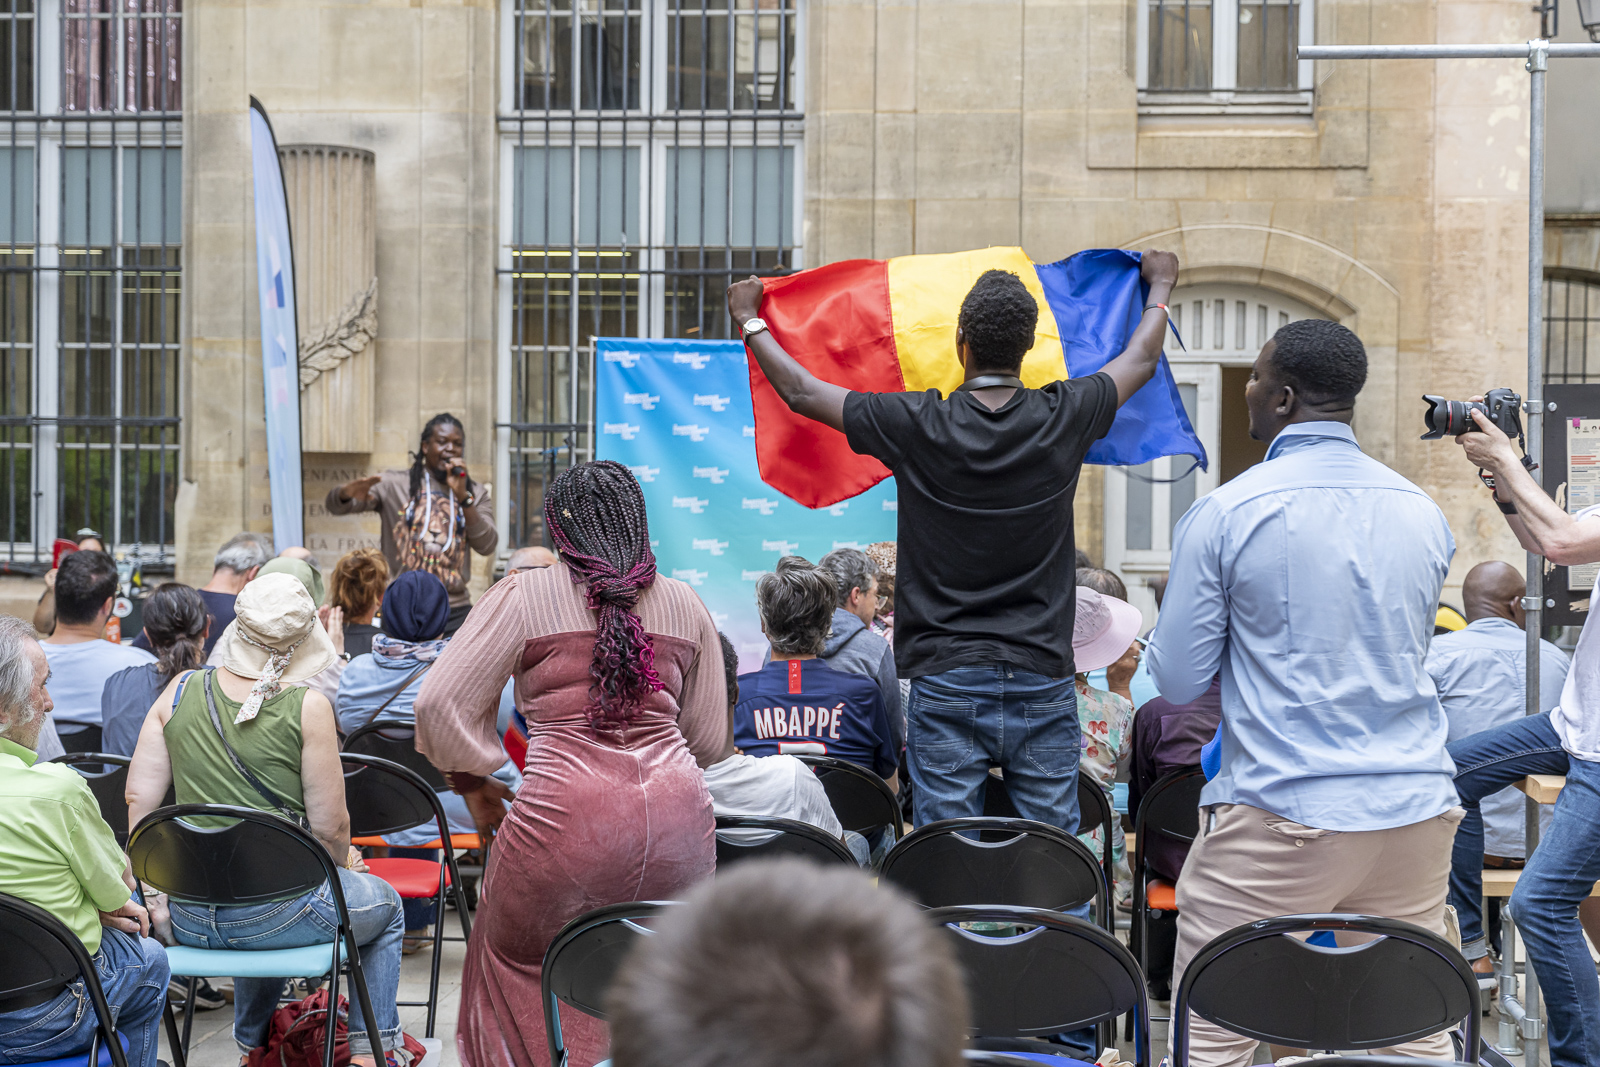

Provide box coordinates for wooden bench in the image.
[1514,774,1566,804]
[1482,867,1600,897]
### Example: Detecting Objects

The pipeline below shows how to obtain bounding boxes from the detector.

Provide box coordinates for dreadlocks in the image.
[410,413,464,498]
[544,460,663,728]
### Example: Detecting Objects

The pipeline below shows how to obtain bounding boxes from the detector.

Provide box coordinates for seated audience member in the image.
[41,549,155,750]
[606,859,969,1067]
[864,541,897,643]
[737,557,898,785]
[815,547,903,752]
[102,583,209,756]
[1070,586,1143,903]
[1128,672,1223,997]
[0,614,171,1067]
[133,532,270,657]
[1432,561,1574,974]
[329,548,389,658]
[217,555,348,705]
[32,530,106,636]
[1078,566,1156,709]
[706,633,865,864]
[126,572,406,1067]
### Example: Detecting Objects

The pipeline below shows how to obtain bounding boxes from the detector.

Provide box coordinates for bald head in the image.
[508,546,558,573]
[1463,561,1526,626]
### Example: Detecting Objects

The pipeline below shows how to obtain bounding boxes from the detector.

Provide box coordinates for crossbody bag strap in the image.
[199,668,311,830]
[354,661,433,733]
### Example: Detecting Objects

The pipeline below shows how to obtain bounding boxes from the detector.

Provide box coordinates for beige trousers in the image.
[1169,802,1466,1067]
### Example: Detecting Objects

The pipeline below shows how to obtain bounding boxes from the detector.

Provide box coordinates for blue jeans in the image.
[908,665,1082,833]
[1448,711,1600,1067]
[170,869,404,1055]
[0,928,169,1067]
[1447,711,1569,957]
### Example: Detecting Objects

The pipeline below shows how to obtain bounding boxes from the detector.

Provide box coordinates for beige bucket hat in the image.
[216,572,337,722]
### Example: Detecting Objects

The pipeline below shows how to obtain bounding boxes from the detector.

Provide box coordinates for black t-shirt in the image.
[842,372,1119,680]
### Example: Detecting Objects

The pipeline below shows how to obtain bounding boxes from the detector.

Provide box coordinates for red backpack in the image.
[245,990,424,1067]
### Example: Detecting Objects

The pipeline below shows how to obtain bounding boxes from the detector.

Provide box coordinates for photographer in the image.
[329,413,498,635]
[1452,407,1600,1067]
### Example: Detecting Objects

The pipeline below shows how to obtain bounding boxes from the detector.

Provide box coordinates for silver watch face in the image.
[742,317,768,337]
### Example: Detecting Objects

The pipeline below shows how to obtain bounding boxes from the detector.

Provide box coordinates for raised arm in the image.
[727,277,850,432]
[1461,410,1600,566]
[1099,250,1180,407]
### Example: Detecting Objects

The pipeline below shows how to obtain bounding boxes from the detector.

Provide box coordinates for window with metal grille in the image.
[0,0,179,572]
[1137,0,1312,112]
[1544,269,1600,384]
[500,0,801,549]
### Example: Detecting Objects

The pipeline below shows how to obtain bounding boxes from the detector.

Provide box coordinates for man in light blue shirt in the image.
[1428,560,1569,971]
[1147,319,1460,1067]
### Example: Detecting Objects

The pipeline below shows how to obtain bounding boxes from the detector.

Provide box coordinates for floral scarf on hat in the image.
[234,629,307,724]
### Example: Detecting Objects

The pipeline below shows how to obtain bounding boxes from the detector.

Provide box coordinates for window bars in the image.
[502,0,801,549]
[0,0,180,572]
[1543,269,1600,384]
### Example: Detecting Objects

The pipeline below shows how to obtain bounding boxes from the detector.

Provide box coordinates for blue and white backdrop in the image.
[594,338,897,672]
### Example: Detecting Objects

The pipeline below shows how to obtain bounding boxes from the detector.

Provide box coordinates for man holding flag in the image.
[726,248,1180,831]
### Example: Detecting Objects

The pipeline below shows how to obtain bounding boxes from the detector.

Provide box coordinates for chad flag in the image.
[751,246,1207,509]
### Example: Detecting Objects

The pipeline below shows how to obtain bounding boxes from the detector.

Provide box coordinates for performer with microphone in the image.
[328,413,498,634]
[726,250,1179,833]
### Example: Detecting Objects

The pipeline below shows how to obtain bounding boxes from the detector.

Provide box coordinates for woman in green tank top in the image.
[127,572,410,1067]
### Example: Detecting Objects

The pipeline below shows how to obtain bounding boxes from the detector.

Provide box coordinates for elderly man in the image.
[1429,561,1571,974]
[0,614,170,1067]
[810,548,902,754]
[135,532,272,659]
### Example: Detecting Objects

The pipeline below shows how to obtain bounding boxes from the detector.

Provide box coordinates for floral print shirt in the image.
[1076,677,1134,901]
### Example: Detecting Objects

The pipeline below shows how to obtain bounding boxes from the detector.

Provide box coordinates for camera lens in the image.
[1421,396,1476,440]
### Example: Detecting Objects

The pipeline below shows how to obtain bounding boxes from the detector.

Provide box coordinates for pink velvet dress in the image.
[413,565,732,1067]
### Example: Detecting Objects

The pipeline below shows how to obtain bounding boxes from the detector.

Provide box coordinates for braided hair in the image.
[410,413,465,499]
[544,460,663,729]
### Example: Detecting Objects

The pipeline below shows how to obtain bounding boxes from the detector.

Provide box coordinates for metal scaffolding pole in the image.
[1301,37,1600,1066]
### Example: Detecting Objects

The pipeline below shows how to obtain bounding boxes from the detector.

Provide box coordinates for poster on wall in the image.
[1568,417,1600,593]
[594,338,898,672]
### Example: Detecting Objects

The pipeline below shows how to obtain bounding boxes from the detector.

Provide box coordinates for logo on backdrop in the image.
[594,338,897,671]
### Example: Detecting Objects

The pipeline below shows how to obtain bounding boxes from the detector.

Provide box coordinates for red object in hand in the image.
[50,538,78,569]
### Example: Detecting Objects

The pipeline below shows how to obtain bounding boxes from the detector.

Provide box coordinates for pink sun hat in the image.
[1072,586,1144,674]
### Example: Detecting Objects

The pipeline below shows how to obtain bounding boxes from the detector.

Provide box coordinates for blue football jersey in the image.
[733,658,897,779]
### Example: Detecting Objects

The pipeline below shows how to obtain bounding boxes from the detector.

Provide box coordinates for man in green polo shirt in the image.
[0,615,169,1067]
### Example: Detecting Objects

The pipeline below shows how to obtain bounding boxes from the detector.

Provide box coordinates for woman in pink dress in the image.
[413,461,732,1067]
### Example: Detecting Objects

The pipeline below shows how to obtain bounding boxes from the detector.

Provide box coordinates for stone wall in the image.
[808,0,1544,600]
[180,0,499,598]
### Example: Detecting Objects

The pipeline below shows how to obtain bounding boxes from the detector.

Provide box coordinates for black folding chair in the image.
[981,768,1115,884]
[342,722,447,789]
[541,901,679,1067]
[880,817,1110,930]
[714,815,857,867]
[340,753,473,1038]
[1129,765,1204,1005]
[930,904,1151,1067]
[961,1054,1058,1067]
[127,804,387,1067]
[49,753,131,845]
[793,754,901,850]
[55,724,103,755]
[1171,914,1481,1066]
[0,892,136,1067]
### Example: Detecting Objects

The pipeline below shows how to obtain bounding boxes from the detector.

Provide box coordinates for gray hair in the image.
[213,532,273,575]
[756,556,837,657]
[817,548,878,609]
[0,615,39,733]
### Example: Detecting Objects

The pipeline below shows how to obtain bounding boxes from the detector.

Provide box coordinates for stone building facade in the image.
[0,0,1594,623]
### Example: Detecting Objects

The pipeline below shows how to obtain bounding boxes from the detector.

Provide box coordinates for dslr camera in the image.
[1420,387,1523,441]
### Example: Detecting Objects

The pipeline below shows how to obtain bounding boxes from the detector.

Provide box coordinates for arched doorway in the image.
[1104,283,1331,622]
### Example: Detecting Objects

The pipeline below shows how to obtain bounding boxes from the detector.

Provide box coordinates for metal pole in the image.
[1520,39,1549,1064]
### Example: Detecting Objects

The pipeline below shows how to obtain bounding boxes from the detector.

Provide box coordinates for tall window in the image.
[501,0,802,548]
[1544,270,1600,383]
[0,0,179,569]
[1137,0,1311,112]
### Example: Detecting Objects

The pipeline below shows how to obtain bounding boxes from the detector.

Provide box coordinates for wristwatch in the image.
[741,317,769,341]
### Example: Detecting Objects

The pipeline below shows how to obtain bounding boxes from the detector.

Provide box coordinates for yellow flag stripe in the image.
[884,247,1068,396]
